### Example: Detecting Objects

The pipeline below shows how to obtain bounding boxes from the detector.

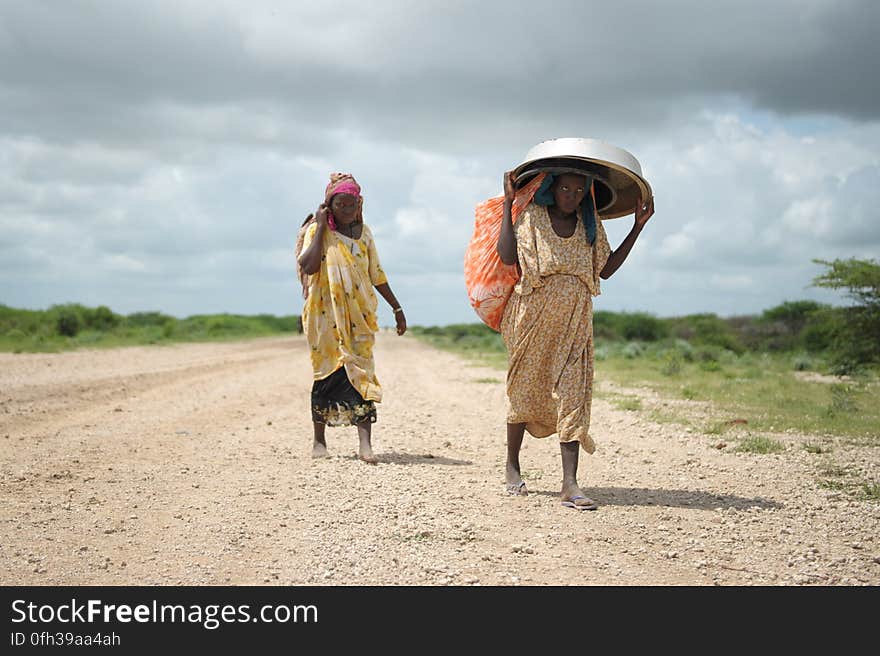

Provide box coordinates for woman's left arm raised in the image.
[600,196,654,279]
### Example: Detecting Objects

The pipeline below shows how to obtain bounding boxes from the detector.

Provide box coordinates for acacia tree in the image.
[812,258,880,366]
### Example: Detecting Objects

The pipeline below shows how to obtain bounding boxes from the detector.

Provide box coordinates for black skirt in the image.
[311,366,377,426]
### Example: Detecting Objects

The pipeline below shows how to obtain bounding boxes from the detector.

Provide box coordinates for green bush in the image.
[660,352,682,376]
[208,316,249,335]
[672,338,694,361]
[592,311,621,340]
[695,346,720,362]
[53,305,83,337]
[672,313,745,354]
[125,311,174,328]
[619,312,667,342]
[253,313,302,333]
[0,304,302,352]
[622,341,645,359]
[86,305,121,330]
[74,331,104,344]
[792,354,813,371]
[812,258,880,366]
[593,311,668,341]
[761,300,825,334]
[826,383,859,417]
[410,323,505,353]
[0,305,44,335]
[801,308,842,352]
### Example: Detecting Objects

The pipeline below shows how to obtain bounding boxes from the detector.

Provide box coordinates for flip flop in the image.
[561,495,598,511]
[506,480,528,496]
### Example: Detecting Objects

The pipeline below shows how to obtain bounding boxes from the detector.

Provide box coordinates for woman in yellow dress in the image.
[297,173,406,464]
[497,169,654,509]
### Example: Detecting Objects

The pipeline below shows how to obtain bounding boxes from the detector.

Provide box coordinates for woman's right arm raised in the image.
[496,170,518,265]
[297,203,330,275]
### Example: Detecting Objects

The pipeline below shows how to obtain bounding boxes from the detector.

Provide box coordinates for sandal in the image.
[561,495,598,511]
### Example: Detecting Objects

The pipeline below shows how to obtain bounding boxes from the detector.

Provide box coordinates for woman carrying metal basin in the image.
[492,138,654,510]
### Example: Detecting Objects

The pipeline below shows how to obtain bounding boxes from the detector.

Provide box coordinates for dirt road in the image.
[1,334,877,585]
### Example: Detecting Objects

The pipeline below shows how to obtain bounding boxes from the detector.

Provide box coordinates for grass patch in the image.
[646,409,695,428]
[860,483,880,501]
[595,349,879,441]
[815,460,879,501]
[396,530,434,543]
[474,377,502,384]
[817,463,853,478]
[704,421,732,436]
[735,436,785,454]
[826,383,859,418]
[818,479,851,491]
[614,396,643,411]
[816,478,879,500]
[803,443,830,454]
[660,352,682,376]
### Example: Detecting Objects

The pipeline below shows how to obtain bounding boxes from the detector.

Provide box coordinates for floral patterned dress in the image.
[500,202,611,453]
[299,221,388,425]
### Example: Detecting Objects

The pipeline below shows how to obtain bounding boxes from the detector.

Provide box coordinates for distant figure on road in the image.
[296,173,407,463]
[495,169,654,509]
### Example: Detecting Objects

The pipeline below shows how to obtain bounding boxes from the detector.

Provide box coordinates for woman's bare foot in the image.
[312,422,329,459]
[505,462,528,495]
[358,438,378,464]
[357,422,377,464]
[505,423,528,495]
[560,482,597,510]
[312,441,329,458]
[358,448,378,465]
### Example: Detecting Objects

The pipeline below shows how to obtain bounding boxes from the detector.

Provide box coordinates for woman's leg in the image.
[312,421,328,458]
[356,420,377,464]
[505,423,528,494]
[560,441,597,509]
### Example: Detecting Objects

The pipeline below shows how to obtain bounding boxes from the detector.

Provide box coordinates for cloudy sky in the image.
[2,0,878,326]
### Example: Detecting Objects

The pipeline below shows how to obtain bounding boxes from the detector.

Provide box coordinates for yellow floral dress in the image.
[500,202,611,453]
[300,222,388,425]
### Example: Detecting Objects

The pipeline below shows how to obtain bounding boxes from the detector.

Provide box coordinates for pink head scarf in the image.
[324,173,363,230]
[295,172,364,299]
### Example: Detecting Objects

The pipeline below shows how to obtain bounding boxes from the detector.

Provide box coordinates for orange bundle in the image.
[464,174,546,331]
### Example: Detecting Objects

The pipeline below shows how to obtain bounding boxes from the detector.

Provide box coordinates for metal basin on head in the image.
[513,137,652,219]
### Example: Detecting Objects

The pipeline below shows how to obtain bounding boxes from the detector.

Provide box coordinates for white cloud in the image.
[2,2,879,324]
[659,230,697,260]
[710,274,754,291]
[601,110,880,317]
[393,207,444,238]
[104,254,148,273]
[782,197,833,237]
